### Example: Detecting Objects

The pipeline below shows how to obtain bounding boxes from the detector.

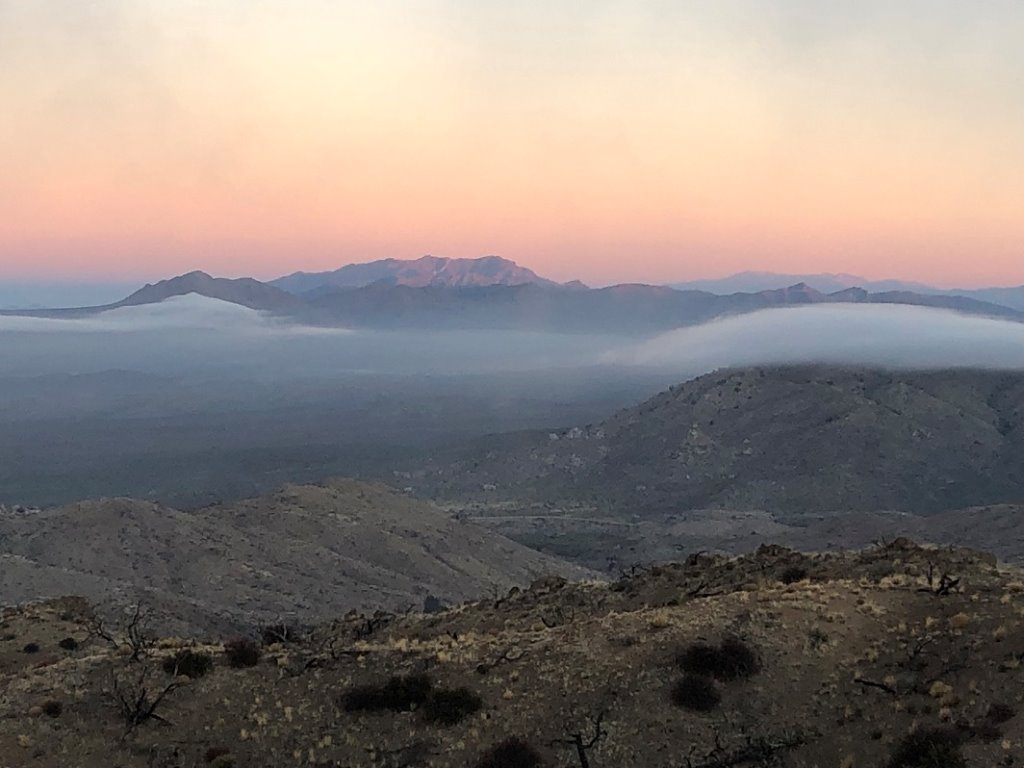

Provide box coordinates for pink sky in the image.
[1,2,1022,288]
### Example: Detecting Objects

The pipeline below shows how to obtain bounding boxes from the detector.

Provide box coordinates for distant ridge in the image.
[271,255,567,294]
[672,270,1024,311]
[115,270,300,312]
[4,265,1021,333]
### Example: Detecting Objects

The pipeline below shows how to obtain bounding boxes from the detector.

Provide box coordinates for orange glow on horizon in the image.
[1,2,1022,288]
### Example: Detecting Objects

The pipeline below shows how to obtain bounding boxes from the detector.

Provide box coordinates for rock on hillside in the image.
[0,480,591,635]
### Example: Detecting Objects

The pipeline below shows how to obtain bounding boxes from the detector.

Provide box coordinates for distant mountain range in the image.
[4,257,1022,333]
[671,271,1024,311]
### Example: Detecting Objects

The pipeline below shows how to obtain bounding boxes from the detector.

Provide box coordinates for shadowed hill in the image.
[416,366,1024,516]
[0,480,590,636]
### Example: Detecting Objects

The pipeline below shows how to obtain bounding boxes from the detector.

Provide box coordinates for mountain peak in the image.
[115,271,298,312]
[270,255,567,294]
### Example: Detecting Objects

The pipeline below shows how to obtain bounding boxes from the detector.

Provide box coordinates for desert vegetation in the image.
[1,542,1023,766]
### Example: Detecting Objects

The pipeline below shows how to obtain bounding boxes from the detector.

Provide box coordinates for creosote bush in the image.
[224,638,260,668]
[41,700,63,718]
[986,702,1016,724]
[476,737,544,768]
[422,686,483,725]
[887,728,965,768]
[58,637,79,651]
[780,566,808,584]
[676,637,759,681]
[671,674,721,712]
[163,649,214,678]
[22,642,40,654]
[342,673,433,713]
[342,674,483,726]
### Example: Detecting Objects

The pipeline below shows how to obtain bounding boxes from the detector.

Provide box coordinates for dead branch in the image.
[550,710,607,768]
[854,677,898,696]
[109,665,180,739]
[683,729,805,768]
[476,646,526,675]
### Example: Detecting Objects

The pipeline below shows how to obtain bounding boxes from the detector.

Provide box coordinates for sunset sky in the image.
[2,1,1022,287]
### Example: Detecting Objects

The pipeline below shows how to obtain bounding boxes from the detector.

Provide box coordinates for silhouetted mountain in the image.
[5,272,1020,333]
[670,271,933,294]
[950,285,1024,311]
[418,366,1024,516]
[271,255,563,293]
[673,271,1024,312]
[115,270,300,312]
[296,281,1021,332]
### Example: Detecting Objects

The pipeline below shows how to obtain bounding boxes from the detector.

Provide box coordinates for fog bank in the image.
[606,304,1024,374]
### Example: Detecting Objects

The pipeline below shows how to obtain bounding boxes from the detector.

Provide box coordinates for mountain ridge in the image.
[413,365,1024,518]
[271,254,565,293]
[4,259,1022,333]
[673,270,1024,310]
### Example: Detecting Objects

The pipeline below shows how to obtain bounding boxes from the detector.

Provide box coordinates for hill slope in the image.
[2,542,1023,766]
[0,480,589,635]
[417,366,1024,516]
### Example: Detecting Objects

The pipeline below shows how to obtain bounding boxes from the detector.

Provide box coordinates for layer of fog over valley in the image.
[2,294,1023,508]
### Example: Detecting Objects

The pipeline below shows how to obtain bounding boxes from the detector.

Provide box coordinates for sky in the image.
[1,0,1022,287]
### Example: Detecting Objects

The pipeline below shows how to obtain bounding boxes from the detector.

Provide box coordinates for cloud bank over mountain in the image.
[606,304,1024,374]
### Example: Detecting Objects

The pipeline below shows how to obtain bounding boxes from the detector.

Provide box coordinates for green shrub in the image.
[22,642,40,654]
[422,687,483,726]
[476,737,544,768]
[676,637,759,681]
[223,639,260,668]
[58,637,79,651]
[887,728,965,768]
[41,700,63,718]
[670,674,720,712]
[163,649,214,678]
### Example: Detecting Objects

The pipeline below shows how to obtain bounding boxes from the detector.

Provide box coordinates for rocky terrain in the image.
[417,366,1024,519]
[0,480,588,636]
[2,541,1024,767]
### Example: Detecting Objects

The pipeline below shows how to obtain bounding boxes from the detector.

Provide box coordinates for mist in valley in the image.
[4,297,1023,509]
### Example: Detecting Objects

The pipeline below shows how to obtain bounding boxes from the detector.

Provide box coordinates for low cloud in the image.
[0,294,353,335]
[605,304,1024,373]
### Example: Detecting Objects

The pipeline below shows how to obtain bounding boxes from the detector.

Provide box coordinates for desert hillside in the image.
[418,366,1024,516]
[0,480,589,636]
[2,541,1023,767]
